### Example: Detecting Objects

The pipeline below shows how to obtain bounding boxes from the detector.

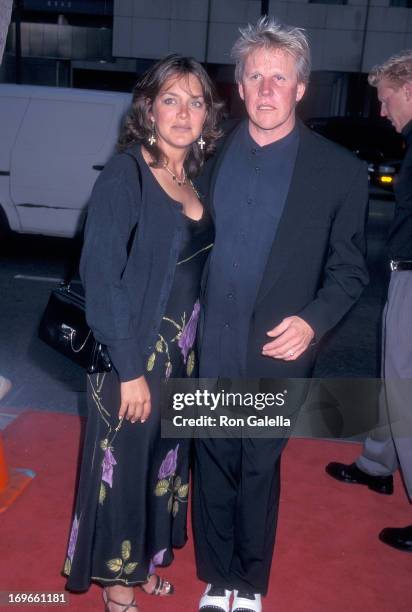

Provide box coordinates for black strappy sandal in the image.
[140,574,174,596]
[103,588,138,612]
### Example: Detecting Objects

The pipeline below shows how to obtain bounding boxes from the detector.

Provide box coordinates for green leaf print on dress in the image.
[106,540,139,579]
[154,444,189,516]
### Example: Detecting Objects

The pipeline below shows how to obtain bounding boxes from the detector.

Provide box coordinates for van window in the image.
[11,95,123,222]
[15,98,117,155]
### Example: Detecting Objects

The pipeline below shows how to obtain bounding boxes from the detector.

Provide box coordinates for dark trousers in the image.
[192,436,288,596]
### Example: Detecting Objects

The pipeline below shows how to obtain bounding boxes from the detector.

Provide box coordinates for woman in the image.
[63,55,222,611]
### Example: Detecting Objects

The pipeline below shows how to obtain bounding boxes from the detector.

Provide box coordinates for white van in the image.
[0,84,132,238]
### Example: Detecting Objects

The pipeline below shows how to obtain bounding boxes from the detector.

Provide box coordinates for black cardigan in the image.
[80,146,187,381]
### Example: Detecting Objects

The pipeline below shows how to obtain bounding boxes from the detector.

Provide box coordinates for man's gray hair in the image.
[368,50,412,88]
[231,16,311,85]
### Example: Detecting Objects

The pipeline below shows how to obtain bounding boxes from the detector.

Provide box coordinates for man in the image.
[326,50,412,554]
[193,17,369,612]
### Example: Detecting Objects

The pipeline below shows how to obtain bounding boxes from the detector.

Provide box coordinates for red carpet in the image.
[0,411,411,612]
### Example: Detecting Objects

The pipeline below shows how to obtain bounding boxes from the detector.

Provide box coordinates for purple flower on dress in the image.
[102,447,117,488]
[67,514,79,562]
[158,444,179,480]
[178,300,200,363]
[149,548,167,575]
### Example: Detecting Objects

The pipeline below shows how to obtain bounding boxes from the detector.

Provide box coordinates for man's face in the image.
[238,47,306,144]
[377,78,412,133]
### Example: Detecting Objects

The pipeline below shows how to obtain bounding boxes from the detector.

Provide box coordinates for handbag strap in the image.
[124,150,143,211]
[124,150,143,255]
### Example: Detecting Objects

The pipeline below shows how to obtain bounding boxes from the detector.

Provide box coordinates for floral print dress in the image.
[64,209,213,591]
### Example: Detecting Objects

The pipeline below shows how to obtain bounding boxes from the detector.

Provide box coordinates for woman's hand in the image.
[119,376,151,423]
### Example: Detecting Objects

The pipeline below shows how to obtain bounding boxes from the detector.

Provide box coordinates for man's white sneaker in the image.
[199,583,232,612]
[232,590,262,612]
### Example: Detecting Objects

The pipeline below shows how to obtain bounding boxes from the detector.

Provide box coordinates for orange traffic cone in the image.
[0,434,9,490]
[0,433,35,513]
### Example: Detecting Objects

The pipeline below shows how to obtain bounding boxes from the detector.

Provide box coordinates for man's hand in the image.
[262,316,315,361]
[119,375,151,423]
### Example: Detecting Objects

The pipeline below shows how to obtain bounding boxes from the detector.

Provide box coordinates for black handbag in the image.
[38,283,113,374]
[38,151,142,374]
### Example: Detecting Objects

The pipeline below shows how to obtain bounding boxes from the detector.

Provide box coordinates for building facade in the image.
[3,0,412,117]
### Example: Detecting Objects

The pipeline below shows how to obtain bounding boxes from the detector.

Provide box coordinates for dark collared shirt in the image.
[200,121,299,377]
[387,119,412,260]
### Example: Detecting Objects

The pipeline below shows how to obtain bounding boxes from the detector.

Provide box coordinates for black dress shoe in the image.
[325,462,394,495]
[379,524,412,552]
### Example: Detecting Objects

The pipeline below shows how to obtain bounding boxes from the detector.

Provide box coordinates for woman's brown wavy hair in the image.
[118,54,224,178]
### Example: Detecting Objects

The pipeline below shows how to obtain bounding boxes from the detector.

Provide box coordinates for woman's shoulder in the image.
[87,147,143,219]
[99,146,142,185]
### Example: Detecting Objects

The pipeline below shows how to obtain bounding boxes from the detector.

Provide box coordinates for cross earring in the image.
[197,135,205,151]
[148,120,156,146]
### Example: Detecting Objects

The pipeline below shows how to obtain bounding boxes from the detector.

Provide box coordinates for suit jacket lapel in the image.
[255,123,324,306]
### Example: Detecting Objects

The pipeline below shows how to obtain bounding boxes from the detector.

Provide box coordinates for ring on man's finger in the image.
[288,350,294,357]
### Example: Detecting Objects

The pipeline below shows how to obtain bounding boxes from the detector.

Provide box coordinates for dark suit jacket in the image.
[197,119,369,378]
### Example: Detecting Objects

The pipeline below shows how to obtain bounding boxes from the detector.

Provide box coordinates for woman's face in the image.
[149,73,207,153]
